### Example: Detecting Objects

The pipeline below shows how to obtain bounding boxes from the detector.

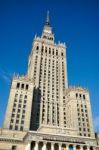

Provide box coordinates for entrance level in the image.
[25,141,95,150]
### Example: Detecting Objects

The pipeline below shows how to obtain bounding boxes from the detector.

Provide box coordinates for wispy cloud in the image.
[0,68,12,83]
[94,116,99,131]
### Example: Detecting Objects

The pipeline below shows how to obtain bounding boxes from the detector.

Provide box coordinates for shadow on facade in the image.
[30,87,41,131]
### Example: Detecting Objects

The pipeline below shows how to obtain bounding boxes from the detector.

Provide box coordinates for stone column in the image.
[42,142,47,150]
[59,143,62,150]
[66,144,69,150]
[80,145,83,150]
[25,142,31,150]
[51,142,55,150]
[93,146,96,150]
[87,146,90,150]
[73,145,76,150]
[34,141,39,150]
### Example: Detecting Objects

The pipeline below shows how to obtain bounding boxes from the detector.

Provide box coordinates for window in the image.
[15,126,18,130]
[17,114,20,118]
[15,94,18,98]
[79,128,81,131]
[21,84,24,89]
[14,98,17,102]
[24,100,27,104]
[26,84,29,90]
[83,95,86,99]
[23,110,25,113]
[82,118,84,121]
[83,128,86,131]
[16,83,20,89]
[12,145,17,150]
[18,109,20,113]
[13,108,15,112]
[23,105,26,108]
[20,94,23,98]
[13,103,16,107]
[53,50,54,55]
[79,94,82,98]
[36,45,39,50]
[21,120,24,124]
[9,125,13,129]
[16,120,19,123]
[85,109,87,113]
[24,95,27,99]
[20,126,23,131]
[11,119,14,123]
[22,115,25,119]
[19,99,22,103]
[78,118,80,121]
[88,134,90,137]
[18,104,21,108]
[12,114,15,117]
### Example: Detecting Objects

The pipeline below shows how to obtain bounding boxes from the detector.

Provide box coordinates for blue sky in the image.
[0,0,99,132]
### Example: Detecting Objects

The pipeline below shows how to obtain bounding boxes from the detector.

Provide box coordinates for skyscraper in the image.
[0,12,98,150]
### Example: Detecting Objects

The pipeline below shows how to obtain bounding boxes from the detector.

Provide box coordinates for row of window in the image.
[9,93,27,131]
[76,93,86,99]
[10,124,24,131]
[43,35,53,41]
[79,127,90,132]
[42,102,60,125]
[16,83,29,90]
[36,45,64,57]
[79,133,90,137]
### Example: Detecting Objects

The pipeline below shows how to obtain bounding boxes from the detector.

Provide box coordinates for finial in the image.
[46,10,50,26]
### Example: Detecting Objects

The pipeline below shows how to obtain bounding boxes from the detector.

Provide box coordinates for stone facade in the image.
[0,12,98,150]
[0,129,97,150]
[66,87,94,138]
[3,76,34,131]
[95,133,99,149]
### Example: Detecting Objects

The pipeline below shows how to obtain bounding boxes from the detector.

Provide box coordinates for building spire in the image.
[45,11,50,26]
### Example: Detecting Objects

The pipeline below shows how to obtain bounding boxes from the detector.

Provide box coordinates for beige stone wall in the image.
[3,77,34,131]
[0,129,26,150]
[66,87,95,138]
[0,141,25,150]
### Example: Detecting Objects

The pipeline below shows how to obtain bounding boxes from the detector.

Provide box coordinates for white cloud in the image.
[94,116,99,130]
[0,68,12,83]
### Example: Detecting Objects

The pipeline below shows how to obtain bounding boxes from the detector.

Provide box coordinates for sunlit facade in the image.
[0,12,98,150]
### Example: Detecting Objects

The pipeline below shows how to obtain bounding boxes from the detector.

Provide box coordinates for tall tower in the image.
[3,12,68,133]
[27,12,68,132]
[3,12,94,139]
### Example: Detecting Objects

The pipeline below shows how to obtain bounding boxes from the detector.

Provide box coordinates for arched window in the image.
[61,52,63,56]
[36,45,39,50]
[16,83,20,89]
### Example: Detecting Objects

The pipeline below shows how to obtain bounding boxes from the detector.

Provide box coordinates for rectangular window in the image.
[9,125,13,130]
[15,126,18,130]
[20,126,23,131]
[26,84,29,90]
[12,145,17,150]
[16,83,20,89]
[21,84,24,89]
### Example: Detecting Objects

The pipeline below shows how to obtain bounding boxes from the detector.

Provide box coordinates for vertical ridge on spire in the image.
[46,11,50,26]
